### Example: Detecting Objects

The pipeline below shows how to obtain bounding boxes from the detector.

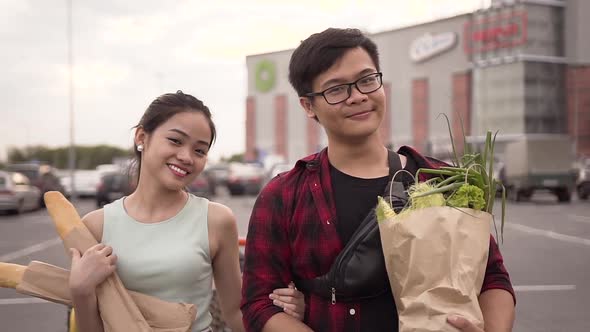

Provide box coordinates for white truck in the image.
[503,135,576,202]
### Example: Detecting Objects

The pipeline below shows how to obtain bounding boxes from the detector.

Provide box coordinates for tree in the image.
[221,153,244,163]
[6,145,132,169]
[7,147,28,163]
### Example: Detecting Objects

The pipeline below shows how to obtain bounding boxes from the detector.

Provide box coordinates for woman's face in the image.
[137,111,212,191]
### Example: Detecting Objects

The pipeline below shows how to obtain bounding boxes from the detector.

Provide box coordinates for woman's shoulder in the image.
[81,208,104,242]
[206,201,236,229]
[206,201,238,253]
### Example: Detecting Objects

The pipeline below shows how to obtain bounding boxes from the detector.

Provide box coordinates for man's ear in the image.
[299,97,317,120]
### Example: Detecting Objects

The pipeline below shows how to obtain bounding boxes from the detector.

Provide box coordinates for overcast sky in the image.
[0,0,489,163]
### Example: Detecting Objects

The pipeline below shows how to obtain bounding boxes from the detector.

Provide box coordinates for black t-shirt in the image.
[329,153,418,331]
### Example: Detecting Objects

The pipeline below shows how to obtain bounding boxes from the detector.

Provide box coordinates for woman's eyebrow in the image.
[168,128,189,137]
[169,128,210,146]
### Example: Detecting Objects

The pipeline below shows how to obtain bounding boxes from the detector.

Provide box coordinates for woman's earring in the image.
[137,144,144,152]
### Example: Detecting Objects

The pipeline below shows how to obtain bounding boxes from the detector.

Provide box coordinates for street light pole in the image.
[571,67,579,159]
[67,0,76,200]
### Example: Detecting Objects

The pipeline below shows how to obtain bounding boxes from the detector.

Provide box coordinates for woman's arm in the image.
[209,203,245,332]
[69,210,112,332]
[70,252,104,332]
[209,200,308,332]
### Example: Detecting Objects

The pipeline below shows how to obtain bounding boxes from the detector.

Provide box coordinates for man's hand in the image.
[447,315,484,332]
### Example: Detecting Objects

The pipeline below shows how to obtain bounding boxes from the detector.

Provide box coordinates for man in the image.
[241,28,515,332]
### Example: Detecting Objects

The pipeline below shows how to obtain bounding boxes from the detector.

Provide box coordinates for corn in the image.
[376,196,396,222]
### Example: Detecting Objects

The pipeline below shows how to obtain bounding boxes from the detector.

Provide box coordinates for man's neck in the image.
[327,135,389,179]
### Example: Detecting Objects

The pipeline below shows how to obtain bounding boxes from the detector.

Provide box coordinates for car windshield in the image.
[102,173,128,188]
[231,164,263,176]
[16,170,38,181]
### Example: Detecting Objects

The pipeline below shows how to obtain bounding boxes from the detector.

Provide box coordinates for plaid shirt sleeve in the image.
[240,177,294,332]
[483,235,516,303]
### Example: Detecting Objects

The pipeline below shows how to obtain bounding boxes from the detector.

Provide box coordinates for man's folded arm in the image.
[240,183,311,332]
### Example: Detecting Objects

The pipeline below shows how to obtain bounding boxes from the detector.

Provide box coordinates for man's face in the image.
[301,47,385,143]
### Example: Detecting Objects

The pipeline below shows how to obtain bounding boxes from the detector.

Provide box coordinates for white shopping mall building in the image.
[244,0,590,163]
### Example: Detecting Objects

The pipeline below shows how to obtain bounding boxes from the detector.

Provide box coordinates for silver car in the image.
[0,171,42,214]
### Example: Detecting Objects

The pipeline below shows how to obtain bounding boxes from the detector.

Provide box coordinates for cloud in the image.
[54,61,130,93]
[0,0,486,162]
[101,15,173,44]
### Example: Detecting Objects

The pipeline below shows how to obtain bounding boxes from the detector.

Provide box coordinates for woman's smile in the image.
[167,163,190,177]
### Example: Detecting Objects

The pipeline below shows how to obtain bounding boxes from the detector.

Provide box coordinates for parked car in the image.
[204,163,230,194]
[575,158,590,200]
[96,164,122,176]
[0,171,42,214]
[96,172,135,207]
[59,170,101,198]
[5,163,66,206]
[491,157,507,196]
[264,162,292,186]
[187,173,214,199]
[226,163,265,196]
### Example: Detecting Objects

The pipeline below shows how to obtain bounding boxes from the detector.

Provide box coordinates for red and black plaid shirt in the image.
[241,147,515,332]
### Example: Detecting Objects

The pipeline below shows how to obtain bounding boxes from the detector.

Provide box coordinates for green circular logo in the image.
[255,60,276,93]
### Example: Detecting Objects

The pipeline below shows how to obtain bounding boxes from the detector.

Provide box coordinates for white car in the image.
[60,170,101,197]
[268,163,292,179]
[226,163,266,196]
[0,171,41,214]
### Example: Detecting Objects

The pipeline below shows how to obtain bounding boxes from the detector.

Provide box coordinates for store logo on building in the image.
[464,11,527,54]
[255,60,276,93]
[409,32,457,63]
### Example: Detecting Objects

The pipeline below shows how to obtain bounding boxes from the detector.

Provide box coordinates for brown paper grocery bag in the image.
[14,261,196,332]
[378,206,491,332]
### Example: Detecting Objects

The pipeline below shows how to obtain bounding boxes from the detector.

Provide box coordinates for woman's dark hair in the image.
[130,90,216,180]
[288,28,380,98]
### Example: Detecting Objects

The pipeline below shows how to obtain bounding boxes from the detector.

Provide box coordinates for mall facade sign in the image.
[409,32,457,62]
[463,11,528,55]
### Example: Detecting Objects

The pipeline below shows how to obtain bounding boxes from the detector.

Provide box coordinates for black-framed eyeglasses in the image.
[304,72,383,105]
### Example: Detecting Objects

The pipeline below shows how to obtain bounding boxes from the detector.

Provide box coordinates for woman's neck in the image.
[124,177,188,223]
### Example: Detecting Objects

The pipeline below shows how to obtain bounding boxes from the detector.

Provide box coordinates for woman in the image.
[69,91,304,332]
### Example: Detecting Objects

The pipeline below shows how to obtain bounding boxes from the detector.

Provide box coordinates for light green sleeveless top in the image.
[102,194,213,332]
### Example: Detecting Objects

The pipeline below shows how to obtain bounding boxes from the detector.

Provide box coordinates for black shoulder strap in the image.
[387,149,402,176]
[385,149,407,212]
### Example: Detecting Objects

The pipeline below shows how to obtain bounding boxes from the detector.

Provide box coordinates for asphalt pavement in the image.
[0,191,589,332]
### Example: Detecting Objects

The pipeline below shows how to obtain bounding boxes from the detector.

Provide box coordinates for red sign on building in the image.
[464,11,528,55]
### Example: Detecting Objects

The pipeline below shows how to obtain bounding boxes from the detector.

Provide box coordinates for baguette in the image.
[44,191,83,239]
[0,262,25,289]
[0,261,196,331]
[43,191,153,332]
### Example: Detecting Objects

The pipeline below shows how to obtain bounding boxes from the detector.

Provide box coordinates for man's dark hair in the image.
[288,28,380,97]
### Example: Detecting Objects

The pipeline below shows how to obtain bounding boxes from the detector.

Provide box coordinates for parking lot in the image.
[0,191,589,332]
